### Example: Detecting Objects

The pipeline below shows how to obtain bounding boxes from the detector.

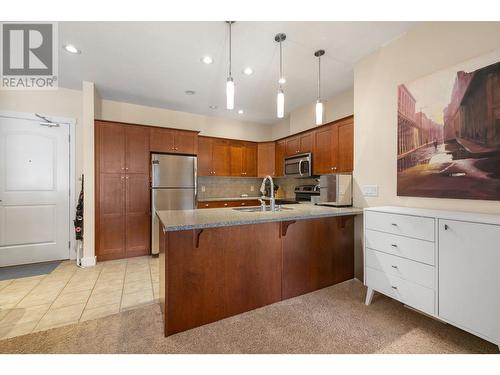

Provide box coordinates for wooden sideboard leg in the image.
[365,287,374,306]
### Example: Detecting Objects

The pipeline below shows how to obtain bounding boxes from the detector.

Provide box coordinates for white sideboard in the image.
[364,206,500,350]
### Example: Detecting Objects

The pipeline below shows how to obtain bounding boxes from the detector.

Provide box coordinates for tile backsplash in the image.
[197,176,319,200]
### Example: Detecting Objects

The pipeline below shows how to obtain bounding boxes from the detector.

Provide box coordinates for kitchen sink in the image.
[232,205,293,212]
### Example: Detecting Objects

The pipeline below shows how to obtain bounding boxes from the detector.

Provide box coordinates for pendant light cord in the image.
[317,55,321,100]
[279,41,283,87]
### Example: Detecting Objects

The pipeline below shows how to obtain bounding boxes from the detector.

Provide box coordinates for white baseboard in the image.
[80,256,96,268]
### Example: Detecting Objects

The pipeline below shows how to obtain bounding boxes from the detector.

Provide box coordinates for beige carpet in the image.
[0,279,497,354]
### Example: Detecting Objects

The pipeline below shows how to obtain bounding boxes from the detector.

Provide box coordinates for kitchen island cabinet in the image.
[157,205,360,336]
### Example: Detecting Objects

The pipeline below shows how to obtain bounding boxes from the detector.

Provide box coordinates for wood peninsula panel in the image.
[159,216,355,336]
[162,222,282,335]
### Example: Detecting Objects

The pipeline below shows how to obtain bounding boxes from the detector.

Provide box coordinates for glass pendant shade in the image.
[226,77,234,110]
[277,88,285,118]
[315,100,324,125]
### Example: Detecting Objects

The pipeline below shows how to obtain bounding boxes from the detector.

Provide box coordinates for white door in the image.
[438,219,500,345]
[0,115,70,267]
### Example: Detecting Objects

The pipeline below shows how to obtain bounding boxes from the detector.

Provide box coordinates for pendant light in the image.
[275,33,286,118]
[314,49,325,125]
[226,21,235,110]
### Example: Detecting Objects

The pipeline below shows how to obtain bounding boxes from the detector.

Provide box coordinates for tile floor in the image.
[0,256,159,340]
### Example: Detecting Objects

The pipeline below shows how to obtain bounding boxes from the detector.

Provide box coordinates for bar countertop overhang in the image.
[156,204,363,232]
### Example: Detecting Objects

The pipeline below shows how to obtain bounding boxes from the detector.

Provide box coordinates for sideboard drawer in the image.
[366,249,435,289]
[365,229,435,265]
[365,211,435,241]
[366,267,435,315]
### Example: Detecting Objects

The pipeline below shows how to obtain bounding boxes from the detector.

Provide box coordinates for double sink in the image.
[233,205,293,213]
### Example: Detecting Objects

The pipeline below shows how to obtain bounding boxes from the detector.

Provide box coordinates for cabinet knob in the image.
[125,167,129,170]
[205,204,209,207]
[121,167,125,170]
[224,203,228,207]
[126,176,129,179]
[121,176,124,180]
[241,202,246,206]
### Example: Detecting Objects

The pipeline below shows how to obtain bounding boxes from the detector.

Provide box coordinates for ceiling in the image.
[59,22,416,124]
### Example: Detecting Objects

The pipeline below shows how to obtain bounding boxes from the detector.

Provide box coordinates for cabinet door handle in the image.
[444,224,449,230]
[391,244,398,247]
[391,223,398,227]
[391,286,398,290]
[391,265,398,269]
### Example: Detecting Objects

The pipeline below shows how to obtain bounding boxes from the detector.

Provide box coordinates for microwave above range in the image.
[284,153,312,177]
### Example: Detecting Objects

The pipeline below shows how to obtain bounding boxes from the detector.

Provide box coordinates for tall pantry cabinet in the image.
[95,121,151,261]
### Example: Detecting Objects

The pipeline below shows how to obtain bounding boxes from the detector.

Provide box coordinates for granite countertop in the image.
[157,205,363,232]
[197,196,262,202]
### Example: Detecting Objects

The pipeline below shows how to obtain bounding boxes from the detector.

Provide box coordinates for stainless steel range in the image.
[294,184,320,202]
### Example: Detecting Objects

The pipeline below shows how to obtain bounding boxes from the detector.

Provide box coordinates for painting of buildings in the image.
[397,53,500,200]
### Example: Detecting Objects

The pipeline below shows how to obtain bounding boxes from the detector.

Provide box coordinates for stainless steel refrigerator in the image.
[151,153,197,255]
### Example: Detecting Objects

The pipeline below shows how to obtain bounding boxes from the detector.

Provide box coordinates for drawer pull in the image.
[391,286,398,290]
[391,265,398,269]
[391,244,398,247]
[391,223,398,226]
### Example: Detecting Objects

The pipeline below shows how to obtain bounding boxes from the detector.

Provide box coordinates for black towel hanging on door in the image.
[74,175,84,240]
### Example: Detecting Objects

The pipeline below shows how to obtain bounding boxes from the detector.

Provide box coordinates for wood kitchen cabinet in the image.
[313,116,353,174]
[229,142,257,177]
[197,199,260,209]
[198,136,256,177]
[95,121,151,261]
[257,142,276,177]
[274,140,285,176]
[197,137,231,176]
[285,132,313,156]
[150,128,198,155]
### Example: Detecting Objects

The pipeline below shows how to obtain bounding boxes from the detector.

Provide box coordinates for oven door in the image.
[284,154,311,177]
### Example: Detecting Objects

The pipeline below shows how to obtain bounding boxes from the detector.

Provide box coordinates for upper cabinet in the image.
[313,116,353,174]
[197,137,257,177]
[190,116,353,178]
[150,128,198,155]
[285,132,313,156]
[257,142,276,177]
[337,118,353,172]
[274,140,285,177]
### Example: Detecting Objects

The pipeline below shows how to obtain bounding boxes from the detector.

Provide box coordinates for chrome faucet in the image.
[260,175,276,212]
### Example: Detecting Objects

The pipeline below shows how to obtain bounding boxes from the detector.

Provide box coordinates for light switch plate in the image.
[250,186,254,192]
[201,186,206,192]
[363,185,379,197]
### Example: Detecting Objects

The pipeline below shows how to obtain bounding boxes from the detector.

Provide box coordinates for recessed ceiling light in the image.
[238,109,244,114]
[63,44,80,54]
[201,56,213,64]
[209,105,217,110]
[185,90,196,95]
[242,67,254,75]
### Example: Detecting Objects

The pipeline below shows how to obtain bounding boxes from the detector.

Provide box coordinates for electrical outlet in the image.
[250,186,254,192]
[362,185,379,197]
[201,186,206,193]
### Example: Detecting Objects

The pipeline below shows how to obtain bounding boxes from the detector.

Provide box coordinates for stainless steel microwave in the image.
[284,153,312,177]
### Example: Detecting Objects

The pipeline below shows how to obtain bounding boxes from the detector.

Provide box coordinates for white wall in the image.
[0,88,83,184]
[81,82,96,265]
[270,88,354,139]
[99,99,272,142]
[353,21,500,215]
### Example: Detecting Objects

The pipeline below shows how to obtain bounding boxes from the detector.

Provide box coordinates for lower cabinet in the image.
[438,219,500,346]
[197,199,260,209]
